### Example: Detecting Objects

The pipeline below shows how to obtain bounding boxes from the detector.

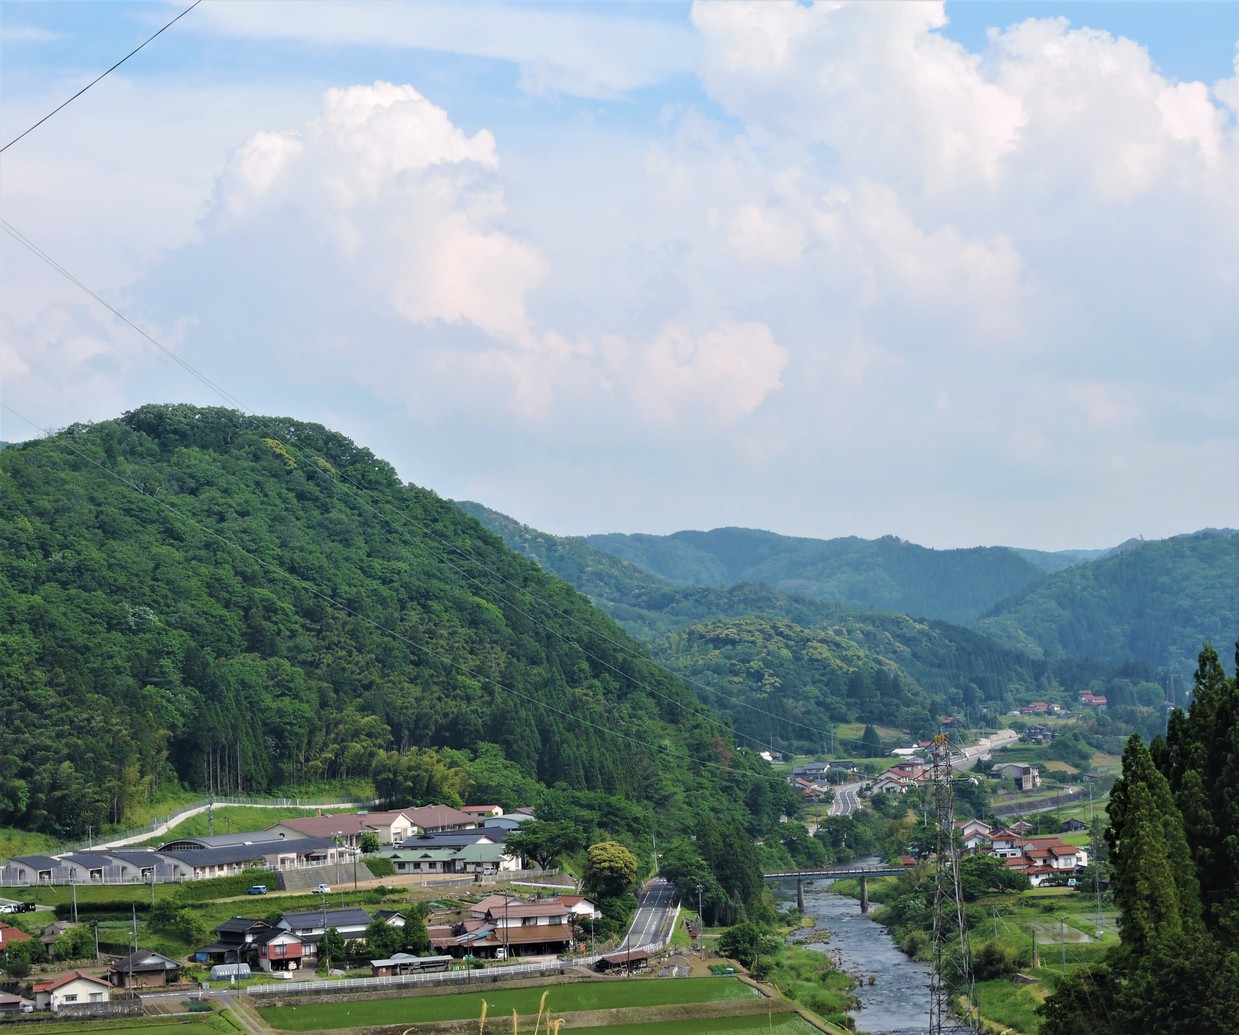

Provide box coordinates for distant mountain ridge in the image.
[525,520,1093,625]
[456,502,1148,750]
[978,528,1239,673]
[460,503,1237,684]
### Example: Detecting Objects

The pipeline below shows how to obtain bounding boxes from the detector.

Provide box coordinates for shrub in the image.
[973,939,1022,981]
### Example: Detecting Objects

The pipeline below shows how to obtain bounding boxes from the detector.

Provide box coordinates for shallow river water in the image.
[779,882,934,1035]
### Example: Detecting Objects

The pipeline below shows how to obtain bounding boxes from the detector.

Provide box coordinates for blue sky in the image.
[2,1,1237,551]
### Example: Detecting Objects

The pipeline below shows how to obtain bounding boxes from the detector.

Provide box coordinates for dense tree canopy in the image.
[0,405,790,847]
[1040,641,1239,1035]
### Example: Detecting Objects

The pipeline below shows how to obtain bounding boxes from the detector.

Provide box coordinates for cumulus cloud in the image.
[209,82,544,344]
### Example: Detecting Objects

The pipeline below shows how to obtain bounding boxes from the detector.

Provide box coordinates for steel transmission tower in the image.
[929,733,980,1035]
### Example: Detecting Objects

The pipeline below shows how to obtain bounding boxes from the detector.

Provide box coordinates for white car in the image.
[315,883,331,895]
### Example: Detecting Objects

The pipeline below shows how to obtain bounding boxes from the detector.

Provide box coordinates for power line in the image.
[0,0,204,154]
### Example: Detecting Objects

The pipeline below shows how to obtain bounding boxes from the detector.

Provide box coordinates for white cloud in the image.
[633,320,789,424]
[208,82,544,344]
[195,0,694,99]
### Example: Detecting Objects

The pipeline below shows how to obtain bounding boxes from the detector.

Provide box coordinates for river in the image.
[778,880,933,1035]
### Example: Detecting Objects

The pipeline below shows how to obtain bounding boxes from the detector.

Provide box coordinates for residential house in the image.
[1020,701,1051,715]
[40,920,78,954]
[0,992,34,1016]
[402,805,477,833]
[194,917,271,965]
[987,828,1026,860]
[790,761,831,782]
[989,762,1041,791]
[872,771,917,794]
[1061,817,1088,833]
[429,893,574,958]
[276,907,375,960]
[0,921,33,951]
[553,894,601,920]
[954,818,993,851]
[32,972,111,1012]
[891,759,926,780]
[252,927,305,973]
[1078,691,1107,709]
[108,949,182,988]
[265,810,418,847]
[460,805,504,820]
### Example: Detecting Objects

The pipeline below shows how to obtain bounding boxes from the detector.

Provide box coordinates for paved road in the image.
[95,800,369,850]
[619,876,678,951]
[831,782,862,815]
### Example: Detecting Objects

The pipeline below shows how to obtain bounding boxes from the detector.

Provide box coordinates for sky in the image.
[2,1,1237,553]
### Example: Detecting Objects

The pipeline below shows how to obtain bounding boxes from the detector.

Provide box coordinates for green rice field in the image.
[259,976,758,1031]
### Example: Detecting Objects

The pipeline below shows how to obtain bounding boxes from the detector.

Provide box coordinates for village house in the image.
[275,906,379,960]
[194,917,271,965]
[460,805,504,820]
[32,972,111,1012]
[871,771,918,794]
[1078,690,1107,709]
[988,762,1041,791]
[108,949,182,988]
[428,893,576,958]
[252,926,305,973]
[0,921,33,951]
[156,832,344,879]
[0,991,35,1016]
[265,809,420,846]
[954,818,993,851]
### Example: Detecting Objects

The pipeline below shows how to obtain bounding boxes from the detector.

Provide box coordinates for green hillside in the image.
[582,526,1051,625]
[0,405,788,842]
[458,504,1148,752]
[978,529,1239,675]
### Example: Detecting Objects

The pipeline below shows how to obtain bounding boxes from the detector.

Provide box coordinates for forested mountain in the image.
[458,504,1143,751]
[579,526,1054,625]
[978,529,1239,675]
[0,405,790,842]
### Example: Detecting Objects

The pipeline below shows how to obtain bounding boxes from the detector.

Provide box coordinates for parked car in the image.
[247,885,268,895]
[314,883,331,895]
[0,902,34,913]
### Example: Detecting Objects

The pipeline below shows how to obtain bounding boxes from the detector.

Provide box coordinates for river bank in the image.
[780,883,933,1035]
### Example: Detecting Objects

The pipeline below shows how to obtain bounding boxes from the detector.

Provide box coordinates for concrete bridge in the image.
[763,865,908,914]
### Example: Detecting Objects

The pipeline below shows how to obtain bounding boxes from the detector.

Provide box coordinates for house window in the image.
[90,993,103,1002]
[63,995,78,1003]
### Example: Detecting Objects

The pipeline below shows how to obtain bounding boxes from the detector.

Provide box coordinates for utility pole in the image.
[696,883,704,959]
[1060,918,1067,972]
[929,732,979,1035]
[71,877,78,923]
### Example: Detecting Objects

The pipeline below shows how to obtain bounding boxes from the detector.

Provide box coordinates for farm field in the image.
[259,976,758,1031]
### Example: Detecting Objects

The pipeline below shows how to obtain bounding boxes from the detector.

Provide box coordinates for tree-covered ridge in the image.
[0,404,772,839]
[457,501,1158,748]
[978,529,1239,675]
[581,526,1053,625]
[651,616,929,746]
